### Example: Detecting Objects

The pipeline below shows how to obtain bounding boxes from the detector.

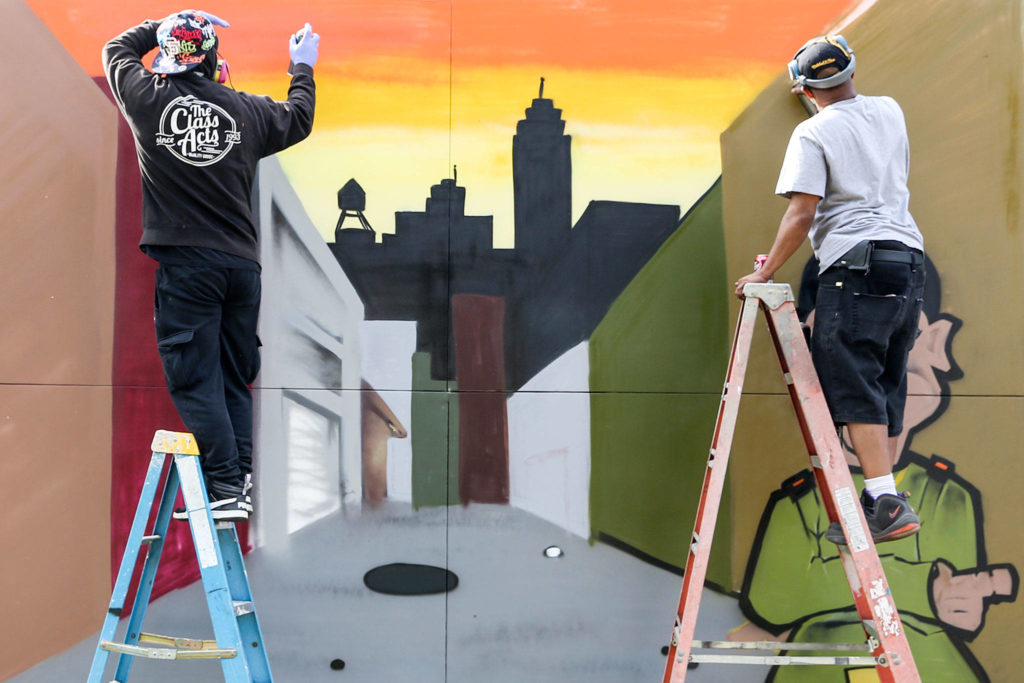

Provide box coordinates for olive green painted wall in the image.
[589,179,732,586]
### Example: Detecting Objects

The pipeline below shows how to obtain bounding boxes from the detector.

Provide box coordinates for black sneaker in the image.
[826,490,920,545]
[207,494,249,523]
[172,478,249,523]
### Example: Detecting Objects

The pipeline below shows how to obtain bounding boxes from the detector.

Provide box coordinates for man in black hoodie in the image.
[103,10,319,521]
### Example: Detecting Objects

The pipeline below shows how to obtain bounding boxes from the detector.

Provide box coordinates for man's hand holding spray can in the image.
[753,254,772,282]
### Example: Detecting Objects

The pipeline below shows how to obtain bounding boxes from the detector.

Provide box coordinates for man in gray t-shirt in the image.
[776,91,923,272]
[735,35,925,544]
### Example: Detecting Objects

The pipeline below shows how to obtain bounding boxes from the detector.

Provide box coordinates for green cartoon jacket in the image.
[741,452,990,681]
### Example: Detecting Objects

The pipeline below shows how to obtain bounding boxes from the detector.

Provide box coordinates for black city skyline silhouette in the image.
[328,80,681,391]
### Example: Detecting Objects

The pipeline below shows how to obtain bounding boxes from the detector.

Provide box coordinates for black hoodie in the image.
[102,20,315,263]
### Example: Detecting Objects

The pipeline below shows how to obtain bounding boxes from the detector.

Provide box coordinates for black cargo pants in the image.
[154,263,261,487]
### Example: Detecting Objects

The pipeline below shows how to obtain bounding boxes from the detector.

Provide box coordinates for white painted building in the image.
[507,341,591,538]
[253,157,364,547]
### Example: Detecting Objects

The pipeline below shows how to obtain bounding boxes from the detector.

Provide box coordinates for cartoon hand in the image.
[930,559,1016,633]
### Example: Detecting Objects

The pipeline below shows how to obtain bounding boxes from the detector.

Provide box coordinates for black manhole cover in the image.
[364,563,458,595]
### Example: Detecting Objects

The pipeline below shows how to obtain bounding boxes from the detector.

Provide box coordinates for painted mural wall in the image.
[4,0,1022,680]
[720,0,1023,680]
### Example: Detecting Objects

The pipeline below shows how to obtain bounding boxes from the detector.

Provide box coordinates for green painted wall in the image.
[411,352,460,507]
[589,179,732,586]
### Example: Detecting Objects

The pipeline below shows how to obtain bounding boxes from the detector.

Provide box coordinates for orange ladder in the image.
[662,283,920,682]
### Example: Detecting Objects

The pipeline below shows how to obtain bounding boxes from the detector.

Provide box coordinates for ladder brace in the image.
[100,640,238,661]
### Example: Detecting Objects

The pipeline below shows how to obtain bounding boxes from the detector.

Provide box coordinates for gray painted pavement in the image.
[13,503,771,682]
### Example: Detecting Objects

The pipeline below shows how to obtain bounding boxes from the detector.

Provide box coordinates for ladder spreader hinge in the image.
[233,601,255,616]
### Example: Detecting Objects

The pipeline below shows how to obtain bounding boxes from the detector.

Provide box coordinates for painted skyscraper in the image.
[513,78,572,268]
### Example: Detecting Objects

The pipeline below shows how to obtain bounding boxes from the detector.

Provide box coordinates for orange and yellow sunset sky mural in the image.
[30,0,858,246]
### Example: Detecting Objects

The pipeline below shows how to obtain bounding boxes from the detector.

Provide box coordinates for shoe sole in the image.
[873,521,921,543]
[827,521,921,545]
[172,509,249,522]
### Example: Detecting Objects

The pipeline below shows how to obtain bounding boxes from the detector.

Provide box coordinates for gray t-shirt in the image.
[776,94,923,272]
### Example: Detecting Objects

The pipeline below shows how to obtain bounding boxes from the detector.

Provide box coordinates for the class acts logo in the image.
[155,95,241,166]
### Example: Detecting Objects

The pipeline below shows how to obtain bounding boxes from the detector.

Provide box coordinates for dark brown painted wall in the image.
[0,2,117,678]
[453,295,510,503]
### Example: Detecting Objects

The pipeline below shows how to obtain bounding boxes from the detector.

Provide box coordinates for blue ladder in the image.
[88,430,272,682]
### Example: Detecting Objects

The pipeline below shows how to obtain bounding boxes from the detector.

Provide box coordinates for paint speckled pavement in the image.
[12,503,767,682]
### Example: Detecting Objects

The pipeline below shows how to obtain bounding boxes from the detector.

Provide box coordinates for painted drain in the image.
[363,563,459,595]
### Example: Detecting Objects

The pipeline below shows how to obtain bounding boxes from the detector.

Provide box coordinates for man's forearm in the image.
[102,20,159,75]
[286,63,317,140]
[102,20,161,115]
[733,194,817,298]
[759,202,815,279]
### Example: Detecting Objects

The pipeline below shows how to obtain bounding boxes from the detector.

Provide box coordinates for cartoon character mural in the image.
[731,256,1019,681]
[718,1,1024,678]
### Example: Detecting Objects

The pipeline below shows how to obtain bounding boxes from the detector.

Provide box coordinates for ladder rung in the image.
[691,640,871,652]
[99,640,237,660]
[233,601,254,616]
[138,632,219,650]
[686,653,879,666]
[140,535,161,546]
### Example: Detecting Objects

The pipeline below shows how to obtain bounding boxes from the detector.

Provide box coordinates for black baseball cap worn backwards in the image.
[788,35,855,89]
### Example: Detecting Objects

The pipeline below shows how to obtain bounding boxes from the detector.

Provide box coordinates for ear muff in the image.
[788,58,803,87]
[788,34,855,90]
[214,57,230,84]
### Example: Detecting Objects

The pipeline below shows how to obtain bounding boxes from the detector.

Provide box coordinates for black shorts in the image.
[811,242,925,436]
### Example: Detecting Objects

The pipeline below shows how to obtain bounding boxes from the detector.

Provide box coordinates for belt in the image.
[872,248,923,266]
